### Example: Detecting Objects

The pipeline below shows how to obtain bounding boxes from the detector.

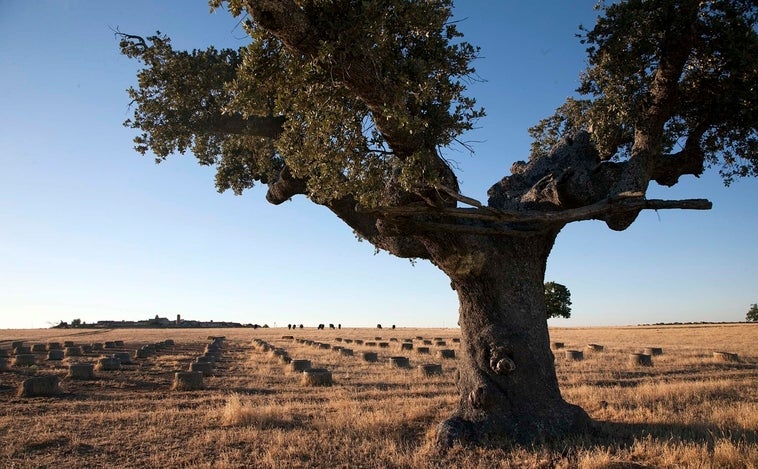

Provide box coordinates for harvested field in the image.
[0,324,756,468]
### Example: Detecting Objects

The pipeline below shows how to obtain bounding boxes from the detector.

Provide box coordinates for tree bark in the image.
[431,231,590,447]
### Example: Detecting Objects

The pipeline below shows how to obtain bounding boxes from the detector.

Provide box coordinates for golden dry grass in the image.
[0,324,755,468]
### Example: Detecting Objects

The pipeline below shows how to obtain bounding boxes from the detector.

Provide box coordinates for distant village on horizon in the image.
[52,314,265,329]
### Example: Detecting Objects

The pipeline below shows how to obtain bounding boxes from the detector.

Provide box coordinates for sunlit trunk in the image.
[431,232,590,446]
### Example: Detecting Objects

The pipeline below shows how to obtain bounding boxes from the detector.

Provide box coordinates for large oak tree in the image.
[119,0,757,446]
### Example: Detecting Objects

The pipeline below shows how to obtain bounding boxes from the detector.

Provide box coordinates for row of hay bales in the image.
[290,336,457,361]
[550,341,742,366]
[252,338,334,386]
[172,336,225,391]
[282,336,448,380]
[0,339,179,370]
[4,338,176,397]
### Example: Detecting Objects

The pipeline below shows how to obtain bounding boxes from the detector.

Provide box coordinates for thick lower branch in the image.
[366,194,712,235]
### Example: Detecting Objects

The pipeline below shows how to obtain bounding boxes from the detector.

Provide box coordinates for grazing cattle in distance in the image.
[377,324,382,329]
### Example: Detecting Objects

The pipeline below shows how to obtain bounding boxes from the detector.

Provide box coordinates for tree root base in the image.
[435,403,592,449]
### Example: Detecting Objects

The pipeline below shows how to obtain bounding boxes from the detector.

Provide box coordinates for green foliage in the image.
[544,281,572,319]
[747,304,758,322]
[529,0,757,184]
[122,0,483,206]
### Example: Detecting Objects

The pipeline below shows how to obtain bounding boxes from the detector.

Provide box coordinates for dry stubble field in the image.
[0,324,756,468]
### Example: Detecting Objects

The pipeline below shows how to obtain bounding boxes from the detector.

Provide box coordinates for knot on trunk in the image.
[489,345,516,375]
[467,385,494,410]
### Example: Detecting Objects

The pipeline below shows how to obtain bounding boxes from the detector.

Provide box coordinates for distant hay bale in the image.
[434,340,447,346]
[301,368,332,386]
[354,340,364,345]
[403,338,413,343]
[629,353,653,367]
[423,340,432,345]
[318,343,331,350]
[81,344,92,353]
[331,346,343,353]
[67,363,95,380]
[586,344,604,352]
[13,346,31,355]
[104,341,117,349]
[378,342,390,348]
[388,356,410,368]
[452,338,461,343]
[47,350,64,361]
[365,342,377,347]
[134,347,151,359]
[0,349,8,358]
[433,337,443,341]
[282,335,294,340]
[713,351,739,362]
[339,348,354,357]
[18,375,62,397]
[0,358,8,371]
[196,355,215,364]
[334,337,342,342]
[551,342,564,350]
[269,348,288,359]
[361,352,378,363]
[63,341,75,347]
[64,346,82,357]
[400,343,413,351]
[417,363,443,376]
[389,338,398,342]
[437,349,456,359]
[12,354,36,367]
[95,357,121,371]
[114,340,125,347]
[415,336,424,341]
[644,347,663,356]
[343,339,353,344]
[163,339,175,347]
[374,337,382,341]
[289,359,311,372]
[11,341,24,349]
[416,347,431,355]
[190,361,214,376]
[565,350,584,361]
[114,352,132,365]
[46,342,62,351]
[31,344,46,353]
[91,343,104,351]
[172,371,204,391]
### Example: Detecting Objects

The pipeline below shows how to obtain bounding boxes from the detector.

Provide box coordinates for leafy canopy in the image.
[121,0,483,208]
[529,0,757,186]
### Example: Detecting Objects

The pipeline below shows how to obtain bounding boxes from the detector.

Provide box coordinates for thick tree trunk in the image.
[432,232,590,447]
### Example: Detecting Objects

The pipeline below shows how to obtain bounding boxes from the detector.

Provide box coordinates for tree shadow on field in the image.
[591,419,758,447]
[438,419,758,469]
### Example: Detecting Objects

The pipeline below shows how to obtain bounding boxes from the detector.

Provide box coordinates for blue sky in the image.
[1,1,755,329]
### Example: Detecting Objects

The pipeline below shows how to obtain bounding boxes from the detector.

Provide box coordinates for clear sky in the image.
[1,1,756,329]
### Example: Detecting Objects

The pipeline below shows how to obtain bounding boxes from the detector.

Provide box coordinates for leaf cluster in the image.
[747,304,758,322]
[529,0,757,185]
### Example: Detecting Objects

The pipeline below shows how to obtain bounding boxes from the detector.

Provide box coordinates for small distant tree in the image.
[747,304,758,322]
[545,282,572,319]
[71,318,82,327]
